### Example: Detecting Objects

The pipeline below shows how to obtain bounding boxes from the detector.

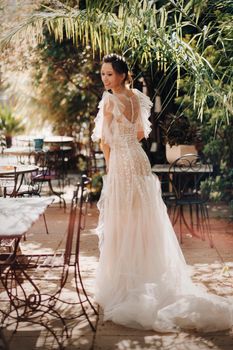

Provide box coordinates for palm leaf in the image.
[0,0,232,120]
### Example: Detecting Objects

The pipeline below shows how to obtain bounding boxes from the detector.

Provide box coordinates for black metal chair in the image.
[158,173,177,214]
[169,154,213,247]
[31,150,66,209]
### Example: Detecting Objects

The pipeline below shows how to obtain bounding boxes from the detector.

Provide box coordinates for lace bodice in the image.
[91,89,153,147]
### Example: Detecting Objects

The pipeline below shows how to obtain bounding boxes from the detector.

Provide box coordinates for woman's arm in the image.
[101,100,113,172]
[137,130,145,141]
[100,140,110,171]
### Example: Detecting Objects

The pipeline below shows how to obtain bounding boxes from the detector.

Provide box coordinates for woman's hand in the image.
[137,131,145,141]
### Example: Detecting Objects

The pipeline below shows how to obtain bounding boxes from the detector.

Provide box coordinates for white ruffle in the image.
[95,172,233,332]
[91,89,153,142]
[91,92,110,143]
[133,89,153,139]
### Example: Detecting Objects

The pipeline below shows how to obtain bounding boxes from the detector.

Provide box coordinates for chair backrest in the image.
[0,166,18,197]
[32,150,61,178]
[168,154,212,201]
[63,174,91,266]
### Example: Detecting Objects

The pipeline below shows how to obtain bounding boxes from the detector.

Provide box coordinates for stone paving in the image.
[0,185,233,350]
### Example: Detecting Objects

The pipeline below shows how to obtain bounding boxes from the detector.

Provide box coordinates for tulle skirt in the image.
[94,171,233,332]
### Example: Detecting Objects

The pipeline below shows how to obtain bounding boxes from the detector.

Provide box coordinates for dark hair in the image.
[102,53,129,83]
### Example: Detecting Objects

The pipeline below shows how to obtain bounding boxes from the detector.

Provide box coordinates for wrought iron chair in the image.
[158,173,177,214]
[0,166,18,198]
[31,150,66,209]
[0,175,98,349]
[169,154,213,247]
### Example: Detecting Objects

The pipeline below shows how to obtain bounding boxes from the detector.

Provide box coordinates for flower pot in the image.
[166,144,197,164]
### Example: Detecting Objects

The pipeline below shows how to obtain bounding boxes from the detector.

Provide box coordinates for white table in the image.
[0,164,39,197]
[0,197,53,238]
[0,164,38,176]
[0,192,97,341]
[0,197,54,332]
[15,135,38,143]
[44,136,73,143]
[3,146,35,157]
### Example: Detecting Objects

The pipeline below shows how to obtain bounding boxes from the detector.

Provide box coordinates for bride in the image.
[91,53,233,332]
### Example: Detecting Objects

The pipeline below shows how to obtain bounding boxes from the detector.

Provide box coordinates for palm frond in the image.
[0,0,232,120]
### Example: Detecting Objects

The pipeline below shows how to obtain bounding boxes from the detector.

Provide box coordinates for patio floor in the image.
[0,180,233,350]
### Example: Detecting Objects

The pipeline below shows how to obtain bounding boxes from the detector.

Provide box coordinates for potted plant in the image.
[160,113,202,163]
[0,105,25,147]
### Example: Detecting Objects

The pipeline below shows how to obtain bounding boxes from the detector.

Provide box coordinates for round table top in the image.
[44,136,73,143]
[0,164,38,175]
[15,135,38,142]
[3,146,72,157]
[3,146,36,156]
[0,197,53,237]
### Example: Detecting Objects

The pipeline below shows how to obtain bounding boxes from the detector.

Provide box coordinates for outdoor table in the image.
[0,163,39,197]
[0,196,53,269]
[2,146,50,164]
[0,197,53,239]
[0,164,39,176]
[0,180,97,345]
[152,163,213,192]
[14,135,40,148]
[0,197,54,335]
[3,146,35,156]
[44,135,73,143]
[3,146,37,164]
[152,161,213,246]
[152,163,213,174]
[15,135,38,143]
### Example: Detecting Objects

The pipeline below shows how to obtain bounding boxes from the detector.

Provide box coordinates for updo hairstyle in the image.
[102,53,131,84]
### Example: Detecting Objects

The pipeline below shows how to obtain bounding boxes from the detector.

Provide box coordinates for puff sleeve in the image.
[91,92,114,145]
[134,89,153,139]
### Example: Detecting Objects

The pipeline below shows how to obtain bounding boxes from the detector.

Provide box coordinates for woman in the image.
[91,53,233,332]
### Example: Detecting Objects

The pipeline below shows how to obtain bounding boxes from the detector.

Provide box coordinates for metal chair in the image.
[158,173,177,214]
[169,154,213,247]
[0,175,98,349]
[31,150,66,209]
[0,166,18,198]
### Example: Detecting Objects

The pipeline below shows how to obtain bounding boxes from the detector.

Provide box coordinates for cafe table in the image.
[15,135,37,146]
[2,146,50,165]
[0,196,53,269]
[44,135,73,144]
[0,197,54,334]
[0,188,97,344]
[151,163,213,192]
[152,162,214,246]
[2,146,35,156]
[151,163,213,174]
[0,197,53,240]
[0,163,39,176]
[2,146,37,164]
[0,163,39,197]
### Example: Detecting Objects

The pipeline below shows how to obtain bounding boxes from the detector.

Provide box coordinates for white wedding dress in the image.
[91,88,233,332]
